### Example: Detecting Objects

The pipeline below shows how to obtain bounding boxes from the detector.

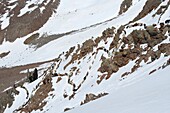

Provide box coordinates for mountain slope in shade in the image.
[0,0,170,113]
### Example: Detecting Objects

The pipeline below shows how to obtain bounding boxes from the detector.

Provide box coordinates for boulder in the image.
[158,43,170,55]
[131,30,150,44]
[113,56,129,67]
[146,25,159,36]
[98,58,119,75]
[80,39,95,58]
[127,53,138,60]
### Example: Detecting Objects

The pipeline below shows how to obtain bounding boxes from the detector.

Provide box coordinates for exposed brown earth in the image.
[0,59,55,92]
[19,74,53,113]
[119,0,132,15]
[24,33,40,45]
[132,0,161,22]
[0,59,57,113]
[0,86,19,113]
[0,0,60,44]
[0,51,10,58]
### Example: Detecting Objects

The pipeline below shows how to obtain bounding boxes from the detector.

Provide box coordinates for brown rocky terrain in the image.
[0,51,10,58]
[0,59,57,113]
[98,23,170,81]
[119,0,133,15]
[18,74,53,113]
[132,0,161,22]
[0,0,60,44]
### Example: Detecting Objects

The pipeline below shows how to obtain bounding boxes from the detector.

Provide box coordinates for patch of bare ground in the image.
[24,33,40,45]
[0,86,19,113]
[0,51,10,58]
[18,74,53,113]
[131,0,161,23]
[0,59,55,92]
[0,59,56,113]
[119,0,132,15]
[0,0,60,44]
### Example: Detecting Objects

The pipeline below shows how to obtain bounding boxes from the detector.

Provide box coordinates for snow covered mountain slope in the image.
[0,0,170,113]
[67,66,170,113]
[0,0,147,67]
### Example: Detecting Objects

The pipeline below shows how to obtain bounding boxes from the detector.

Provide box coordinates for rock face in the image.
[98,58,119,75]
[1,21,170,113]
[132,0,161,22]
[146,26,159,36]
[80,39,95,58]
[129,27,166,47]
[0,87,19,113]
[158,43,170,55]
[80,93,108,105]
[98,23,170,78]
[0,51,10,58]
[0,0,60,44]
[20,74,53,113]
[130,30,150,44]
[119,0,133,15]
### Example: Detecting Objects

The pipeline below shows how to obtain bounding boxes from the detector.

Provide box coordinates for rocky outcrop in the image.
[109,25,125,50]
[24,33,40,45]
[98,58,119,76]
[0,51,10,58]
[79,39,96,58]
[19,74,53,113]
[64,39,96,70]
[158,43,170,55]
[80,93,108,105]
[27,68,38,83]
[119,0,132,15]
[126,25,167,47]
[0,0,60,44]
[0,87,19,113]
[98,23,169,79]
[132,0,161,22]
[65,46,75,60]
